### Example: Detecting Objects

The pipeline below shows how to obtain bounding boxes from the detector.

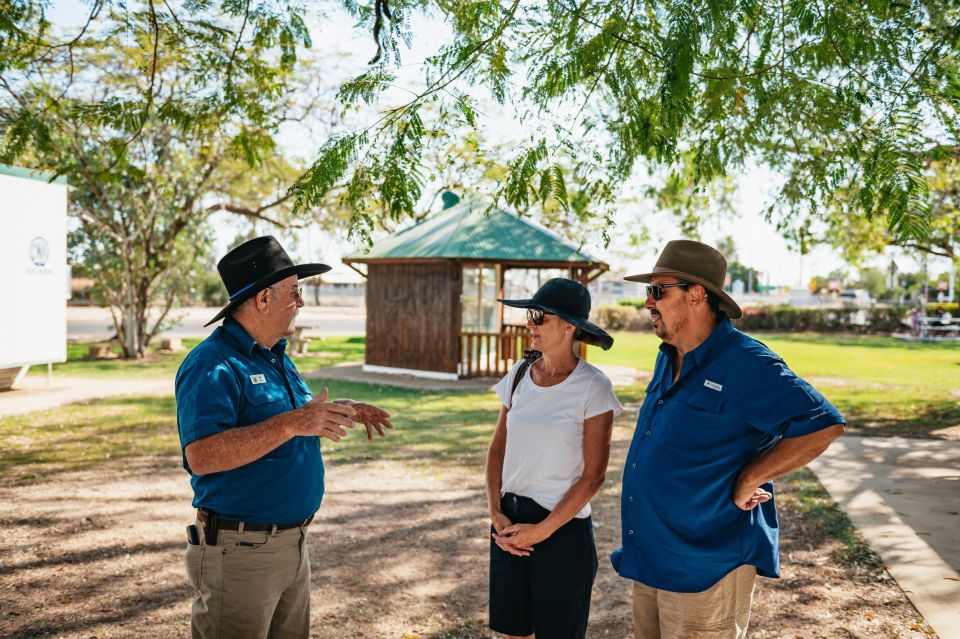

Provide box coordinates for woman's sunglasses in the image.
[526,308,552,325]
[645,282,690,300]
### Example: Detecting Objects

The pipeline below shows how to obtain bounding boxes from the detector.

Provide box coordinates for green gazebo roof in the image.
[345,201,602,265]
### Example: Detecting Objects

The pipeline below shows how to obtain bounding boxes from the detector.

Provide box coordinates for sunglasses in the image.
[270,285,304,303]
[645,282,690,300]
[526,308,552,325]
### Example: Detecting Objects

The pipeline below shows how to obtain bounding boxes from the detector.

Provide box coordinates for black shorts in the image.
[489,493,598,639]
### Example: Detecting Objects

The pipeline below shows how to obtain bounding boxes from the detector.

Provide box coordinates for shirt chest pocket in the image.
[242,383,295,459]
[663,389,727,447]
[241,384,290,424]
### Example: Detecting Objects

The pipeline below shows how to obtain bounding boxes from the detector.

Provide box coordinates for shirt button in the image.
[271,359,276,364]
[631,463,636,469]
[628,529,634,535]
[657,399,664,405]
[628,496,634,502]
[645,430,651,436]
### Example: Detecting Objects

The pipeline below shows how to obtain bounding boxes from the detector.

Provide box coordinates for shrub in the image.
[733,305,912,333]
[924,302,958,314]
[594,305,652,331]
[599,302,913,334]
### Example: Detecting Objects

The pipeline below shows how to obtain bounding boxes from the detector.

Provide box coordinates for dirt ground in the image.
[0,431,937,639]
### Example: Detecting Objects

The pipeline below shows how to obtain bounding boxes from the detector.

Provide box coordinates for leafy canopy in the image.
[0,0,319,357]
[292,0,957,248]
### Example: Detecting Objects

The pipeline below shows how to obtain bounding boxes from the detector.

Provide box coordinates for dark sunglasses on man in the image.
[645,282,690,300]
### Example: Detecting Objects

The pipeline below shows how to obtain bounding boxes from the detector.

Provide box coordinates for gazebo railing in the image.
[459,327,529,378]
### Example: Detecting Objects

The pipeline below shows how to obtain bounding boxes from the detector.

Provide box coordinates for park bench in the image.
[918,317,960,339]
[159,337,184,351]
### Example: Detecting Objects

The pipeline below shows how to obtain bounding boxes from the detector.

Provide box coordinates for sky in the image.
[46,2,950,286]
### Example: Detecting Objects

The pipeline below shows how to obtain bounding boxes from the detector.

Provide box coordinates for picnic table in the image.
[290,325,317,354]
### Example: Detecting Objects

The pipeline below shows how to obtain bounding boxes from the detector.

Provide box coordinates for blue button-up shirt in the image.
[175,317,320,523]
[612,317,844,592]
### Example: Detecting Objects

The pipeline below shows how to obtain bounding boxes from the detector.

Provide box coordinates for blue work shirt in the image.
[612,317,844,592]
[175,317,320,524]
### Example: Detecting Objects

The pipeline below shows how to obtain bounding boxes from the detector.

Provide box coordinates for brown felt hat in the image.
[625,240,742,319]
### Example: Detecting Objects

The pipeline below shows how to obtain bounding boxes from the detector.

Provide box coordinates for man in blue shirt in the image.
[176,236,393,639]
[614,240,845,638]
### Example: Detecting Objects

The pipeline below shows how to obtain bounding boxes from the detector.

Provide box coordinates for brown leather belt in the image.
[197,509,313,532]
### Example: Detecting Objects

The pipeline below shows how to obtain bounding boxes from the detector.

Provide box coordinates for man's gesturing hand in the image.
[294,388,357,442]
[334,400,394,440]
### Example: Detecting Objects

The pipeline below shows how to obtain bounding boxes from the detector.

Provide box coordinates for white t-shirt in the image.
[494,358,622,518]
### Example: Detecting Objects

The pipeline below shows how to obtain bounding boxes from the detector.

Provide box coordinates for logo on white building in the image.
[29,236,49,267]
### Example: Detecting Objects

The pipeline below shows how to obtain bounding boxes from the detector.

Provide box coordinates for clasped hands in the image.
[295,387,394,442]
[490,512,551,557]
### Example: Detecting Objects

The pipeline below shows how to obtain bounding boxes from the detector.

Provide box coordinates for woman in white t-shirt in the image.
[485,278,621,639]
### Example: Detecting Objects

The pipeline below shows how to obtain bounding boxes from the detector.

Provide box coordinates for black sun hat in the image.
[204,236,331,327]
[497,278,614,350]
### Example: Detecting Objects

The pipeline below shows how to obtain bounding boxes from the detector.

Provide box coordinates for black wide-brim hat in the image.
[624,239,742,319]
[498,278,614,350]
[204,236,331,327]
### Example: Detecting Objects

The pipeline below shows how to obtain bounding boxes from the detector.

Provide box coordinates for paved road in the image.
[67,305,366,340]
[810,437,960,639]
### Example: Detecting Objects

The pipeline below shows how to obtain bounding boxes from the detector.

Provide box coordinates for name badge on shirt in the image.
[250,374,267,384]
[703,379,723,392]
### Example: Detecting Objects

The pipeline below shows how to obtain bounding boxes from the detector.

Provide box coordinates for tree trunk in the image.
[122,304,139,358]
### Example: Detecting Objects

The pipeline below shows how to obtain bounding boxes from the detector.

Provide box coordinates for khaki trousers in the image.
[185,522,311,639]
[632,564,756,639]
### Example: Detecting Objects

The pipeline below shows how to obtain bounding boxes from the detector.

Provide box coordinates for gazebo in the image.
[342,199,608,379]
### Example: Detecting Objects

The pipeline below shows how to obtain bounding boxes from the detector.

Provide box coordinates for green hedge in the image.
[925,302,958,313]
[733,306,910,333]
[594,305,652,331]
[600,303,913,333]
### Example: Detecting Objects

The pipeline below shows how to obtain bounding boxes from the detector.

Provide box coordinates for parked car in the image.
[839,289,874,308]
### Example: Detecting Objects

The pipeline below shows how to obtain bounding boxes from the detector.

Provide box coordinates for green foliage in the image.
[296,0,956,247]
[615,301,912,333]
[0,2,321,358]
[5,1,957,265]
[816,158,960,266]
[595,304,652,331]
[734,305,910,333]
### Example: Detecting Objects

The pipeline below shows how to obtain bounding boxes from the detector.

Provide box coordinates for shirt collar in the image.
[222,317,290,357]
[222,317,259,354]
[658,316,735,369]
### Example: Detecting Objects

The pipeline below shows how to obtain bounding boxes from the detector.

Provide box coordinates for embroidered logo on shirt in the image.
[250,374,267,384]
[703,379,723,392]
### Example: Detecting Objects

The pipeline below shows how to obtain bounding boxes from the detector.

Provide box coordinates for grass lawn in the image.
[0,377,645,481]
[21,329,960,440]
[592,330,960,439]
[28,335,367,379]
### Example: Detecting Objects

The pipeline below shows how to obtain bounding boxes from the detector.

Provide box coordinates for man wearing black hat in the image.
[611,240,845,638]
[175,236,393,638]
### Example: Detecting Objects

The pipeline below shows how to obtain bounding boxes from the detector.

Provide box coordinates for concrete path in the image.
[809,437,960,639]
[0,375,172,418]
